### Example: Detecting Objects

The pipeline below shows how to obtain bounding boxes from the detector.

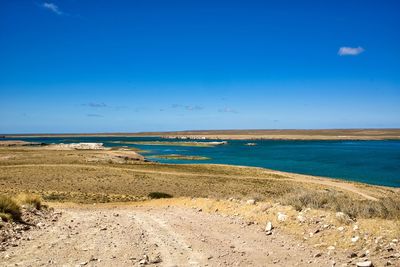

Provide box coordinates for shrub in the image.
[15,193,43,210]
[148,192,173,199]
[279,189,400,220]
[0,195,22,221]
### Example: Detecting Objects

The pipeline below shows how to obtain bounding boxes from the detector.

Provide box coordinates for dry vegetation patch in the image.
[0,195,21,222]
[0,146,399,221]
[279,189,400,220]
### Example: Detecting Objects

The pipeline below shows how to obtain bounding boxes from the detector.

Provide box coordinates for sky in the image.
[0,0,399,133]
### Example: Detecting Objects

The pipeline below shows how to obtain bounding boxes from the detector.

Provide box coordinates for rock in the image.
[297,214,306,223]
[36,222,45,228]
[392,253,400,258]
[356,261,373,267]
[246,199,256,205]
[353,225,359,231]
[277,212,287,222]
[351,236,360,243]
[265,222,273,232]
[150,255,162,264]
[337,226,345,232]
[100,227,107,231]
[314,252,322,258]
[139,255,149,265]
[348,252,357,258]
[53,142,105,150]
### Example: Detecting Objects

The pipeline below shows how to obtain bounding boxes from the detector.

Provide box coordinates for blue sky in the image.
[0,0,399,133]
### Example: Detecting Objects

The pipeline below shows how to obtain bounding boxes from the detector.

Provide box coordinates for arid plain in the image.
[1,140,399,266]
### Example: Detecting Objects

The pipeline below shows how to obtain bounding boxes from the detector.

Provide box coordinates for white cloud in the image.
[43,2,62,15]
[338,46,365,56]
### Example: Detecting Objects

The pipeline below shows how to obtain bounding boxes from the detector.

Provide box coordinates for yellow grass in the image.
[14,193,43,210]
[0,195,21,221]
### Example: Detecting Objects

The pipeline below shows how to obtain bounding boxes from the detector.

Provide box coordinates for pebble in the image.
[265,221,273,232]
[356,261,373,267]
[348,252,357,258]
[277,212,287,222]
[246,199,256,205]
[297,214,306,223]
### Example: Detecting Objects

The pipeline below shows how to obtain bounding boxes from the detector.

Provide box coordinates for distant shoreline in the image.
[2,128,400,140]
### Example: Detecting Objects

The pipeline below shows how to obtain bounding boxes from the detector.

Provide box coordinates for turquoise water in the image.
[5,137,400,187]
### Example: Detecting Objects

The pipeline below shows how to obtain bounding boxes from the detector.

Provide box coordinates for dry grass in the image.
[0,146,399,220]
[14,193,43,210]
[279,189,400,219]
[0,195,21,222]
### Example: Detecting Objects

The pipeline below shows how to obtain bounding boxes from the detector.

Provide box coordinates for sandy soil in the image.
[1,205,346,267]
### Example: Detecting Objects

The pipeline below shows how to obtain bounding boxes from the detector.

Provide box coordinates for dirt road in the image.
[1,205,343,267]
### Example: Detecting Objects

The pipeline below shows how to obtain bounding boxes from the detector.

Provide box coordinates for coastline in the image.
[3,128,400,140]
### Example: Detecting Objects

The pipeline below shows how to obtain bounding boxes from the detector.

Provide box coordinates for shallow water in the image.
[5,137,400,187]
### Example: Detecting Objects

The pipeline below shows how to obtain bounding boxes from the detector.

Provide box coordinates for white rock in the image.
[265,221,273,232]
[353,225,359,231]
[351,236,360,243]
[55,142,105,150]
[36,222,45,228]
[337,226,345,232]
[297,214,306,223]
[277,212,287,222]
[246,199,256,205]
[356,261,372,267]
